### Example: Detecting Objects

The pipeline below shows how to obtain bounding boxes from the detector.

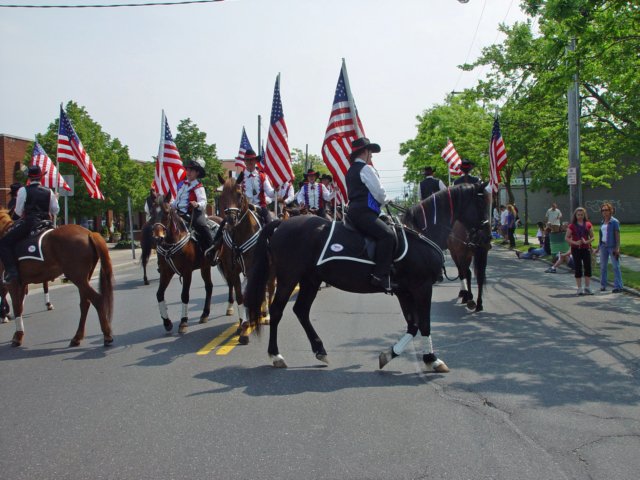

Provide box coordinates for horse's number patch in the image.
[330,244,344,252]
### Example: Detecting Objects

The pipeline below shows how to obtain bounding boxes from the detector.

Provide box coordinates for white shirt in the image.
[243,170,275,205]
[172,180,206,213]
[296,182,332,209]
[355,159,388,206]
[15,183,60,218]
[546,208,562,225]
[277,182,295,205]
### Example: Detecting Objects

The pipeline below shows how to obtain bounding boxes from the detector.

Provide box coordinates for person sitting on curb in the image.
[545,250,574,273]
[516,227,551,259]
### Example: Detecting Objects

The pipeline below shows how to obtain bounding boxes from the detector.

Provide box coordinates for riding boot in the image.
[1,256,19,284]
[206,222,225,264]
[370,273,398,293]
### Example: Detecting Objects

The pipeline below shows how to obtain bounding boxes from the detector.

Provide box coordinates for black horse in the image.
[245,182,490,371]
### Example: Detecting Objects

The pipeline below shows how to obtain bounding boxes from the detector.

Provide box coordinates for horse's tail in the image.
[245,220,282,333]
[89,232,114,324]
[140,223,154,267]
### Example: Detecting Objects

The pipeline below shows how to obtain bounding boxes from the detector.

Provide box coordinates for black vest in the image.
[24,184,52,220]
[453,174,480,185]
[420,177,440,199]
[345,161,370,210]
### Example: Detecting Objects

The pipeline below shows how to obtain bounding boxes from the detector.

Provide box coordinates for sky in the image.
[0,0,529,198]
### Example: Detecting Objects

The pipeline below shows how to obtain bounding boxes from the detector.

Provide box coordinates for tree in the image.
[290,147,324,186]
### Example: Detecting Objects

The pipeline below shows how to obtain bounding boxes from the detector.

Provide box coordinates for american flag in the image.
[57,106,104,200]
[441,140,462,175]
[264,74,294,187]
[234,127,253,169]
[489,117,508,193]
[322,60,365,200]
[31,141,71,191]
[155,111,185,197]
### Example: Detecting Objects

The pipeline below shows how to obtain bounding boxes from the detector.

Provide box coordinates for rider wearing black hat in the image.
[0,166,60,283]
[453,159,481,185]
[171,158,216,260]
[345,137,398,293]
[419,166,446,200]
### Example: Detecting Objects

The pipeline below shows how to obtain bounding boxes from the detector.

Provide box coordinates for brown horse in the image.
[152,203,220,334]
[447,220,491,312]
[1,276,54,323]
[217,175,273,344]
[0,210,114,347]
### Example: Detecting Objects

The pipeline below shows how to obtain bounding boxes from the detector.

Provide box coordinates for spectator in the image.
[492,205,501,233]
[597,202,623,293]
[565,207,595,295]
[545,202,563,232]
[506,204,517,248]
[536,221,545,245]
[545,250,574,273]
[516,227,551,259]
[499,205,508,242]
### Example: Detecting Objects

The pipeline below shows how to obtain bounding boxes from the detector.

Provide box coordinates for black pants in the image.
[348,206,395,277]
[572,247,592,278]
[0,217,43,271]
[183,209,214,250]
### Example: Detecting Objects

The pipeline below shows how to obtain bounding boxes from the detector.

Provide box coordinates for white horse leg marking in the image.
[15,316,24,333]
[392,333,414,356]
[44,292,50,306]
[422,335,449,372]
[181,303,188,319]
[459,278,466,291]
[158,300,168,318]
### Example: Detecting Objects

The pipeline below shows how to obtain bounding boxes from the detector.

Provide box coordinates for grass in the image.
[494,224,640,291]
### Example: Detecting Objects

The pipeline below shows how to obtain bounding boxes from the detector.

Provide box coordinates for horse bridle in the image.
[222,206,262,274]
[153,210,193,276]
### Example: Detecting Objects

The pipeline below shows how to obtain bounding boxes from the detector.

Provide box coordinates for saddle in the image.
[316,216,408,267]
[14,221,54,262]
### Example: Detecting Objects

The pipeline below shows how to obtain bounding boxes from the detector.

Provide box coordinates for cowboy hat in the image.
[459,158,474,171]
[185,158,206,178]
[423,166,434,175]
[27,165,45,178]
[306,168,318,176]
[350,137,381,160]
[244,149,261,162]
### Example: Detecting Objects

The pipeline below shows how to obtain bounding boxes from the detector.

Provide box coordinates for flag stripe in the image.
[31,142,71,191]
[264,75,294,187]
[489,117,508,193]
[154,113,185,197]
[441,140,462,175]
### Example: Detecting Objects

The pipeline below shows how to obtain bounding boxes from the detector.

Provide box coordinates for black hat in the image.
[306,168,318,177]
[185,158,206,178]
[460,158,474,171]
[321,173,333,182]
[244,149,260,163]
[27,165,44,178]
[9,182,22,195]
[423,166,434,175]
[350,137,381,160]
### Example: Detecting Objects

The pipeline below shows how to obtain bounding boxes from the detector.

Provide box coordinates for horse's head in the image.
[152,199,188,245]
[455,182,492,249]
[219,176,249,228]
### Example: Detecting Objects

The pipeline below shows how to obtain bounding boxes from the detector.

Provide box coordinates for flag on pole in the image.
[234,127,253,170]
[489,117,508,193]
[155,111,185,197]
[440,140,462,175]
[264,74,294,187]
[322,59,365,200]
[31,141,71,191]
[57,106,104,200]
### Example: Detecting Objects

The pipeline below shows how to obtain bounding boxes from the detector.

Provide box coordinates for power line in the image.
[0,0,223,8]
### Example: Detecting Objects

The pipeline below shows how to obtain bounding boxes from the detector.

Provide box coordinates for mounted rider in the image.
[419,166,447,200]
[296,168,333,219]
[0,166,60,283]
[453,158,481,185]
[171,158,216,261]
[345,137,398,293]
[238,149,275,226]
[7,182,23,221]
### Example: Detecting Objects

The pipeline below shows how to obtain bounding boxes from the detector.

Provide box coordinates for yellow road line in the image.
[216,325,255,355]
[196,324,238,355]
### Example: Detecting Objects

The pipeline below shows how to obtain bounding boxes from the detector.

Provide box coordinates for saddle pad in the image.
[317,221,408,266]
[15,229,53,262]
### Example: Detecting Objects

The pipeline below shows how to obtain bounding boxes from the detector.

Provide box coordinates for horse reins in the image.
[222,207,262,274]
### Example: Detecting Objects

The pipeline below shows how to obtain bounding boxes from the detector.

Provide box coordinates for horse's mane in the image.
[403,188,453,232]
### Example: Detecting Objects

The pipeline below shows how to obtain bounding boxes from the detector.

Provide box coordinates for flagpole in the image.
[341,58,363,138]
[158,110,166,194]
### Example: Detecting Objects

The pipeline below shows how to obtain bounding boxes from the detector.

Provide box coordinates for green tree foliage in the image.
[174,118,222,202]
[290,147,325,186]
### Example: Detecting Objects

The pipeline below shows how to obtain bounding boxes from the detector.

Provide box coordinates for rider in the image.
[345,137,397,293]
[144,187,158,222]
[296,169,333,218]
[419,166,446,200]
[171,158,216,260]
[275,179,296,212]
[239,149,275,225]
[0,166,60,283]
[453,159,481,185]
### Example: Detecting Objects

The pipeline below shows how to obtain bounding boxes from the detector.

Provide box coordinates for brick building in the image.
[0,134,30,208]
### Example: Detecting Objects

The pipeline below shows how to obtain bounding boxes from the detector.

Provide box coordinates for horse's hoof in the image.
[104,337,114,347]
[46,303,54,311]
[199,316,209,324]
[226,307,234,316]
[270,354,287,368]
[144,279,150,286]
[11,331,24,347]
[466,300,477,311]
[69,338,81,347]
[424,358,450,373]
[475,303,483,312]
[378,348,394,369]
[316,353,329,364]
[162,317,173,332]
[178,320,188,335]
[238,335,249,345]
[1,317,8,324]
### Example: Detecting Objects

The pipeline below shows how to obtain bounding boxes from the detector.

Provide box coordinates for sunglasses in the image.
[601,209,610,212]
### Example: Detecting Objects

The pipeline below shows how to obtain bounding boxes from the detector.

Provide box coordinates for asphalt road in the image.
[0,248,639,480]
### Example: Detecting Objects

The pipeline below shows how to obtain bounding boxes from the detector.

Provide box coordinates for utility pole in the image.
[567,37,582,214]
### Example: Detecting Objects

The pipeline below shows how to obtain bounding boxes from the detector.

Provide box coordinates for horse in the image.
[140,194,171,285]
[447,220,491,312]
[216,175,273,344]
[1,275,54,323]
[151,203,221,334]
[244,182,490,370]
[0,209,114,347]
